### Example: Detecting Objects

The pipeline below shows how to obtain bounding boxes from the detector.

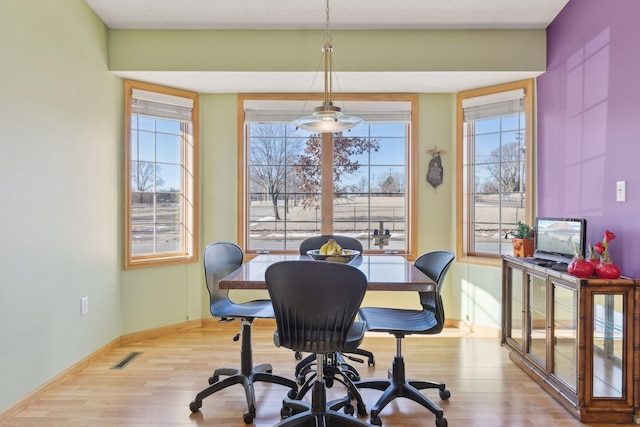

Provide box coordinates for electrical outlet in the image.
[81,297,89,316]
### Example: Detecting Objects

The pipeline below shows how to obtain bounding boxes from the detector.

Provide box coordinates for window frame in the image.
[123,80,200,269]
[237,93,418,258]
[456,79,535,263]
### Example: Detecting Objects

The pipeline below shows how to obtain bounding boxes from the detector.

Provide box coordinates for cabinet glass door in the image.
[592,293,624,398]
[528,273,547,367]
[508,265,524,348]
[553,282,577,390]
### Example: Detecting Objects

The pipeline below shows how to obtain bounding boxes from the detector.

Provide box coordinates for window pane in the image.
[136,130,155,162]
[370,122,406,136]
[474,133,501,164]
[371,138,405,165]
[247,121,317,250]
[130,185,183,256]
[460,81,531,258]
[474,117,500,134]
[156,164,181,192]
[156,119,182,134]
[335,166,369,194]
[131,161,155,192]
[156,132,182,164]
[125,81,198,268]
[341,122,408,252]
[501,114,525,131]
[474,164,498,194]
[135,115,154,131]
[243,98,415,255]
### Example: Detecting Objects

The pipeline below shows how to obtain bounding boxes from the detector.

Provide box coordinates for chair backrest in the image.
[203,241,243,316]
[413,250,455,327]
[265,260,367,354]
[299,235,363,255]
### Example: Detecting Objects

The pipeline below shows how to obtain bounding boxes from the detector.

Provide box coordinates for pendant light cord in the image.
[324,0,332,45]
[323,0,333,105]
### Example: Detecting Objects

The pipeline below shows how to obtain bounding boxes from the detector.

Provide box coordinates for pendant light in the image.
[292,0,363,133]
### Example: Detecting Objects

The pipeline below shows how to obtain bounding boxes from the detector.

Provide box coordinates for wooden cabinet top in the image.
[502,255,637,286]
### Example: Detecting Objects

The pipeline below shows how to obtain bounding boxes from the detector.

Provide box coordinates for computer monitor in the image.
[534,217,587,263]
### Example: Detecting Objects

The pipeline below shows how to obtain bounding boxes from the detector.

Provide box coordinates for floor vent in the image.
[111,352,142,370]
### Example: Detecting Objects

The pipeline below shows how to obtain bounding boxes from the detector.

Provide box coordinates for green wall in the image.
[0,0,121,412]
[109,29,546,74]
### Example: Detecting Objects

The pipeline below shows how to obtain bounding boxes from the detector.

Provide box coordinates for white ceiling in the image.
[85,0,570,93]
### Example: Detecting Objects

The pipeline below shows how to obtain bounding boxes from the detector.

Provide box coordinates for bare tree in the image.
[378,171,405,194]
[294,132,380,208]
[483,142,524,193]
[132,162,164,202]
[249,125,302,220]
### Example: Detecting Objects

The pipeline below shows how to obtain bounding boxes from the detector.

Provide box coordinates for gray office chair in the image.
[189,242,297,424]
[265,260,372,427]
[356,250,455,427]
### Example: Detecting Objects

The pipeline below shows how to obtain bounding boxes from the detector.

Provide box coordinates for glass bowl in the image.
[306,249,361,264]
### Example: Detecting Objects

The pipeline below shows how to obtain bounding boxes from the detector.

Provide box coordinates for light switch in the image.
[616,181,626,202]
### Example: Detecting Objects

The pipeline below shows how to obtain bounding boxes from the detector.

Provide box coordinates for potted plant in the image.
[510,221,535,258]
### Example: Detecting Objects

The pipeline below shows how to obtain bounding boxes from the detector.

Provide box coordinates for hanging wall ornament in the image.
[426,147,447,190]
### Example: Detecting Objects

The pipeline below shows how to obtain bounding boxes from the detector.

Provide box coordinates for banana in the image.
[320,242,330,255]
[320,239,342,256]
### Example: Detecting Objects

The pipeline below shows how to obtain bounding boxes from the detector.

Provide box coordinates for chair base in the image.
[276,381,371,427]
[190,363,298,423]
[190,321,298,424]
[356,355,450,427]
[294,353,367,417]
[295,348,375,369]
[274,410,371,427]
[296,353,362,382]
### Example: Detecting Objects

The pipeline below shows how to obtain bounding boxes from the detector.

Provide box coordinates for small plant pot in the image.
[512,238,534,258]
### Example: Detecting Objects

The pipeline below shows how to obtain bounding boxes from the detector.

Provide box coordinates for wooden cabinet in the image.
[501,255,639,423]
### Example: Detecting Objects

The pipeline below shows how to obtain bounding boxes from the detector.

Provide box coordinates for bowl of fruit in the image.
[306,239,360,264]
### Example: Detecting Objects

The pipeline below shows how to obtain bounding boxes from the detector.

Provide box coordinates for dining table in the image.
[219,254,436,292]
[215,253,436,407]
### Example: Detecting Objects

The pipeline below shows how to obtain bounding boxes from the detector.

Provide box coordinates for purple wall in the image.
[537,0,640,278]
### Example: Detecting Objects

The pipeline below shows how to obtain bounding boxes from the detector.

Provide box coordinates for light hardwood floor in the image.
[1,320,636,427]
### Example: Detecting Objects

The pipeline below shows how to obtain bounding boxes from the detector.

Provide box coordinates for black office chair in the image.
[297,235,373,416]
[299,235,375,367]
[189,242,297,424]
[356,250,455,427]
[265,260,372,427]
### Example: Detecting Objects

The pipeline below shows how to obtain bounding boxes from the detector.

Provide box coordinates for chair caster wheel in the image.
[281,406,292,418]
[287,388,297,399]
[346,371,360,382]
[371,415,382,426]
[344,403,354,415]
[435,416,448,427]
[368,357,375,367]
[296,375,305,385]
[208,375,218,385]
[189,400,201,413]
[243,411,254,424]
[439,389,451,400]
[295,351,302,360]
[356,402,367,416]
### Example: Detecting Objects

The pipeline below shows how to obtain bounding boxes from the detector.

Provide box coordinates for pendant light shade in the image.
[292,0,363,133]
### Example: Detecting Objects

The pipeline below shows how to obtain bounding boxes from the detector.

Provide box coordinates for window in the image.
[457,80,534,260]
[239,94,417,256]
[124,80,199,269]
